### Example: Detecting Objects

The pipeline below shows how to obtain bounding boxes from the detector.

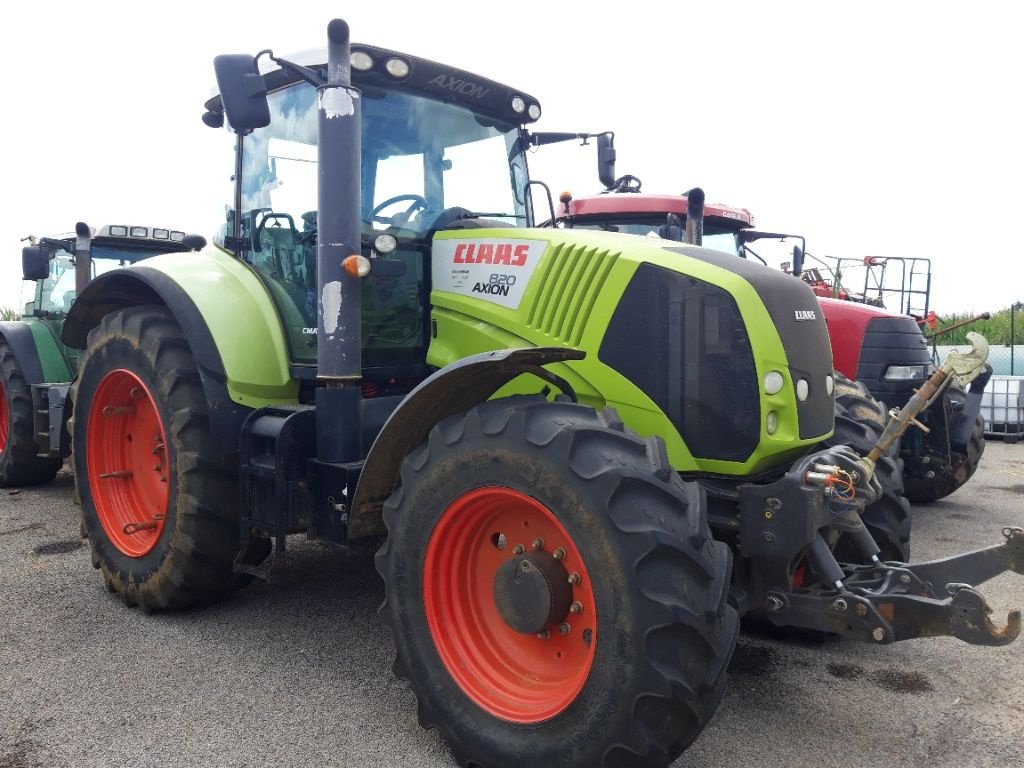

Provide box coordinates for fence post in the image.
[1012,301,1022,375]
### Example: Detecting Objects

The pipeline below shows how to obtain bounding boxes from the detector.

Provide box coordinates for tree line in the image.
[933,305,1024,345]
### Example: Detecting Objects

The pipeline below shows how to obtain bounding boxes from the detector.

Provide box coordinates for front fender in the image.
[348,346,584,539]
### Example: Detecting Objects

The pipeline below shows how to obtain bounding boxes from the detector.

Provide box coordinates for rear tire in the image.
[826,372,911,562]
[903,380,985,503]
[0,338,62,487]
[376,396,738,768]
[70,306,263,610]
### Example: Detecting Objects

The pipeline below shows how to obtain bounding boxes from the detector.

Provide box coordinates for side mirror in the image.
[213,54,271,133]
[658,213,684,242]
[791,244,805,277]
[22,245,52,281]
[596,133,616,189]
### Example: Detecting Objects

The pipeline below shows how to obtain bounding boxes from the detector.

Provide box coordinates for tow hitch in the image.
[741,333,1024,646]
[762,527,1024,646]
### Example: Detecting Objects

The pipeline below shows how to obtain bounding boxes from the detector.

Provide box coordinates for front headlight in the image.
[882,364,927,381]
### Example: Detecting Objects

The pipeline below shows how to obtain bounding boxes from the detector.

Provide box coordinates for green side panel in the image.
[132,249,298,407]
[25,318,73,382]
[428,228,825,475]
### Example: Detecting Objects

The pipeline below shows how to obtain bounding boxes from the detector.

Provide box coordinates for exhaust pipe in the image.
[74,222,92,295]
[684,187,704,246]
[315,19,363,463]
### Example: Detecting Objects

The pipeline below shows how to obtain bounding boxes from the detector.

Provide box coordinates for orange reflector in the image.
[342,254,371,278]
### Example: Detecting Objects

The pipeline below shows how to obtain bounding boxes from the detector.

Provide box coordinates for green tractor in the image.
[61,20,1023,768]
[0,224,204,486]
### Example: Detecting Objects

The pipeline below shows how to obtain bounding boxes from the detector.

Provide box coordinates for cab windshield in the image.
[569,217,742,256]
[227,80,530,366]
[28,243,171,315]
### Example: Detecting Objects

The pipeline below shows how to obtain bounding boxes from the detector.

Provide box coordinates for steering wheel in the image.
[368,194,429,225]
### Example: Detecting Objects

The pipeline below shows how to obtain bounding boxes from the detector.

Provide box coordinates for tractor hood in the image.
[428,228,835,475]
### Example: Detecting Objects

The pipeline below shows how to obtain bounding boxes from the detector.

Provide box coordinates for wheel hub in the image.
[493,552,572,634]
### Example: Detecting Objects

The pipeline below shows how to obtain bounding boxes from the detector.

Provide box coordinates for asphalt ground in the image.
[1,442,1022,768]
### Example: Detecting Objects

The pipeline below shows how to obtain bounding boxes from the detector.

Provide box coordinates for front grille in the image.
[666,247,835,442]
[599,263,760,462]
[856,316,931,409]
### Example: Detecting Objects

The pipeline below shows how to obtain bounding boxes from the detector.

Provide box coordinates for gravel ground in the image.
[1,442,1022,768]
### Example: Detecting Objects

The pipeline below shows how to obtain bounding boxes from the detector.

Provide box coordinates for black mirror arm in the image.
[268,53,327,89]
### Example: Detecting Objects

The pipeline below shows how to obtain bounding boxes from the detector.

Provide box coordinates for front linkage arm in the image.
[756,527,1024,646]
[738,333,1024,646]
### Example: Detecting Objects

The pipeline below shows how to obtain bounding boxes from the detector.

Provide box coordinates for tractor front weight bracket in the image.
[763,528,1024,646]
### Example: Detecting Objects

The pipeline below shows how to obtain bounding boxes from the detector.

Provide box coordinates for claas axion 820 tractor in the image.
[60,20,1023,768]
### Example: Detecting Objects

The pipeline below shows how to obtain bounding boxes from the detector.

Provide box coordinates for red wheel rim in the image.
[86,369,170,557]
[423,487,598,723]
[0,379,9,453]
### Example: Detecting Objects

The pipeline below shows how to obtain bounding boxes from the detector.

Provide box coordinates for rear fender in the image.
[0,320,72,385]
[348,347,585,539]
[62,249,298,455]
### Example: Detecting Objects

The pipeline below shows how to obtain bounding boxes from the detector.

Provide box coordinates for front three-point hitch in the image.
[739,333,1023,646]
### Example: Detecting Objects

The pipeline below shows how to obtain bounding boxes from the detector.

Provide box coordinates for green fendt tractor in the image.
[61,20,1023,768]
[0,224,203,486]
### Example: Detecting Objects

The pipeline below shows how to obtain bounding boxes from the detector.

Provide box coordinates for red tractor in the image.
[555,151,988,505]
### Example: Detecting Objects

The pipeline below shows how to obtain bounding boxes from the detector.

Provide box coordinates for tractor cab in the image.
[205,47,538,373]
[19,224,202,365]
[21,225,196,319]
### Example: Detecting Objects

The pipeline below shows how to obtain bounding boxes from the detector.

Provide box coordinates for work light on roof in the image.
[130,226,148,237]
[527,104,541,120]
[110,226,128,237]
[170,231,186,242]
[153,229,169,240]
[385,58,410,78]
[510,96,526,114]
[351,51,374,71]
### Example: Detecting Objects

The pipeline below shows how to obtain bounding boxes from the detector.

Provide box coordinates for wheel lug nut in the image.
[553,547,566,560]
[536,629,550,640]
[568,572,581,585]
[570,601,583,614]
[559,622,571,635]
[531,538,544,551]
[512,544,525,555]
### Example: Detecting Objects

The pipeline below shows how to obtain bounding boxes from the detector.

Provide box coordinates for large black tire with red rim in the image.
[376,396,738,768]
[70,306,262,611]
[826,372,911,562]
[0,338,63,487]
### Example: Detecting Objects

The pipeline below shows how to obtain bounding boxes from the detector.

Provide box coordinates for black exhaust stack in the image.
[315,19,363,463]
[684,187,704,246]
[74,222,92,295]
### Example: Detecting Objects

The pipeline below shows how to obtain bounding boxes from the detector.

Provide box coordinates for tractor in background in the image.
[556,158,988,503]
[58,21,1022,768]
[0,224,204,486]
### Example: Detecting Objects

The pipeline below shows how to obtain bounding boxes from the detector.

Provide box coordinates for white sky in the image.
[3,1,1022,315]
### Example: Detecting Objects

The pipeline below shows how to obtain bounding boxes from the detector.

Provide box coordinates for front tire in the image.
[826,372,911,562]
[376,397,738,768]
[0,338,62,487]
[70,306,259,610]
[903,380,986,503]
